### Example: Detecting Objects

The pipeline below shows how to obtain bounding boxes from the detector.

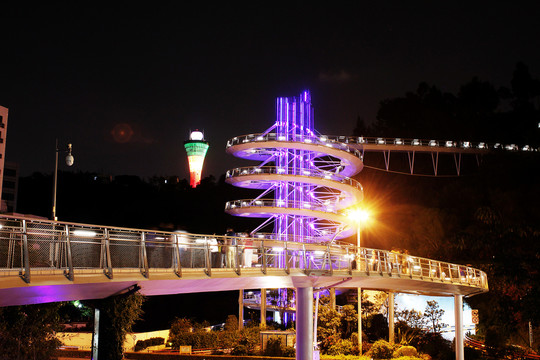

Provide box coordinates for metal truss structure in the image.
[316,135,537,176]
[225,91,363,243]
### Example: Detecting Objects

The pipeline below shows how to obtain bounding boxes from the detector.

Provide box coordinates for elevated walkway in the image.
[0,215,488,307]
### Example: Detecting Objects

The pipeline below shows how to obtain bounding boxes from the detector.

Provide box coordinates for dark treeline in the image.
[362,152,540,351]
[352,63,540,350]
[355,62,540,146]
[16,173,260,235]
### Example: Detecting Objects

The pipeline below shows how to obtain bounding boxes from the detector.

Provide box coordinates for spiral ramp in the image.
[225,91,364,242]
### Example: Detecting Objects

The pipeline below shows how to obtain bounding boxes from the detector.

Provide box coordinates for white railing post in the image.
[172,234,182,277]
[103,228,112,279]
[20,219,30,283]
[64,225,74,281]
[140,232,149,278]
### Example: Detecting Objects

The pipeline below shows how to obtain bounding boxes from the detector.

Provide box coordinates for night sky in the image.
[2,2,540,180]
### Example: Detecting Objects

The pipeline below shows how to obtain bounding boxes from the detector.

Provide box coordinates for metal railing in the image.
[226,133,364,159]
[226,133,537,153]
[225,166,364,192]
[317,135,537,153]
[225,198,344,215]
[0,215,488,291]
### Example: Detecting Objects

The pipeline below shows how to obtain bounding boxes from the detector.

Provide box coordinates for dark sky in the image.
[1,2,539,179]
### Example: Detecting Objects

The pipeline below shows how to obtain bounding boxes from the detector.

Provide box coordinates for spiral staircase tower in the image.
[225,90,364,244]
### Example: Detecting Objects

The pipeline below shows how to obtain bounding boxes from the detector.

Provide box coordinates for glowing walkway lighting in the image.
[184,130,209,188]
[72,229,97,238]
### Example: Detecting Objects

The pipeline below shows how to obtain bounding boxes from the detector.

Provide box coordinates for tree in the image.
[395,308,425,345]
[424,300,446,334]
[169,317,193,335]
[224,314,239,331]
[340,304,358,339]
[374,63,540,146]
[352,116,373,137]
[396,308,425,330]
[456,77,500,141]
[95,292,145,360]
[316,297,343,352]
[375,83,457,139]
[0,302,63,360]
[232,325,261,355]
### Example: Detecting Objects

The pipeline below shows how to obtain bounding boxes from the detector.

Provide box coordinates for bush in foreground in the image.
[393,345,418,358]
[368,339,395,359]
[134,337,165,351]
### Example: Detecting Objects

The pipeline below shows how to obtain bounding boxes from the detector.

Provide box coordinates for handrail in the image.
[225,198,345,215]
[0,215,488,291]
[226,133,364,159]
[226,133,537,153]
[225,166,364,192]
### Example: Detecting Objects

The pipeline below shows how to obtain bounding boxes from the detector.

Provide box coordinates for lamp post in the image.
[52,140,74,221]
[348,208,369,354]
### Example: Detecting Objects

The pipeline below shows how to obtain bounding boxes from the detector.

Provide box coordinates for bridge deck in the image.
[0,215,488,306]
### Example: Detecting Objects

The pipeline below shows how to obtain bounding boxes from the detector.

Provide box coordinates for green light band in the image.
[184,142,209,157]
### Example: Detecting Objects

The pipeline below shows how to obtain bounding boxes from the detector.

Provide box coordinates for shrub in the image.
[368,339,394,359]
[321,355,371,360]
[219,329,240,349]
[134,337,165,351]
[231,344,250,355]
[262,337,295,357]
[264,337,284,356]
[394,345,418,358]
[326,339,354,355]
[168,330,219,350]
[283,345,296,357]
[360,341,372,354]
[415,332,452,360]
[231,326,261,355]
[364,314,390,342]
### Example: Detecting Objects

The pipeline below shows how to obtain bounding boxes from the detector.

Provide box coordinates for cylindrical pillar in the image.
[454,294,464,360]
[358,288,362,354]
[260,288,267,328]
[296,286,314,360]
[239,290,244,330]
[356,223,362,354]
[91,307,100,360]
[388,291,395,344]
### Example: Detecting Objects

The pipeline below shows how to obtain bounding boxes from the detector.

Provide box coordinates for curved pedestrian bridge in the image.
[0,215,488,307]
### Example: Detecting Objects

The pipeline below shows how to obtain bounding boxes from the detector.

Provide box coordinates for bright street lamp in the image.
[347,207,370,354]
[347,208,370,263]
[52,140,74,221]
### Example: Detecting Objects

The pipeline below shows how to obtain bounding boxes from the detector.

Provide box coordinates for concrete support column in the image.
[260,288,267,328]
[358,287,362,354]
[454,294,464,360]
[239,289,244,330]
[296,286,314,360]
[388,291,395,344]
[91,307,100,360]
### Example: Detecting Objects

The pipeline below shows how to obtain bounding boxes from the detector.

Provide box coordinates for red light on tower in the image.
[184,130,209,188]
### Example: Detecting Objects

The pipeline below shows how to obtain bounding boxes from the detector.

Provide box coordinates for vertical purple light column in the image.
[274,91,316,244]
[274,91,315,326]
